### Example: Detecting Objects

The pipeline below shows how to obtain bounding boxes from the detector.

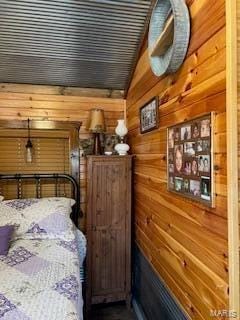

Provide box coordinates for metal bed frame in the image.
[0,173,80,226]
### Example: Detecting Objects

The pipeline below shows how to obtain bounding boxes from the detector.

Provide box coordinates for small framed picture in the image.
[168,152,174,162]
[169,164,174,173]
[181,126,191,140]
[140,97,159,134]
[174,145,183,173]
[174,128,180,142]
[183,179,189,192]
[190,180,201,197]
[200,119,211,137]
[191,158,198,176]
[198,155,210,173]
[168,128,174,148]
[192,122,200,138]
[184,142,196,156]
[201,176,211,201]
[202,140,210,152]
[175,177,183,192]
[167,113,215,207]
[184,161,191,175]
[196,140,203,152]
[169,176,174,189]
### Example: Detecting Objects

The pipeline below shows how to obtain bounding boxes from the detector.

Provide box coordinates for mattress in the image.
[0,229,86,320]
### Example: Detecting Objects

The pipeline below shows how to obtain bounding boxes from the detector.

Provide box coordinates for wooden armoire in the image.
[86,155,132,309]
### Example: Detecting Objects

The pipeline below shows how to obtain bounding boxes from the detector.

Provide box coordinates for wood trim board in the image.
[226,0,240,317]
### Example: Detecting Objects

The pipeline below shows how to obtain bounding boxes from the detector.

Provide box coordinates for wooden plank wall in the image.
[126,0,227,319]
[0,130,71,199]
[0,83,125,230]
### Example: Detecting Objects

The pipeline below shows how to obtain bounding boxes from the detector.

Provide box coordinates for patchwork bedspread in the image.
[0,230,86,320]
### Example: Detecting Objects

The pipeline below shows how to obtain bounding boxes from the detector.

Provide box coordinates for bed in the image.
[0,174,86,320]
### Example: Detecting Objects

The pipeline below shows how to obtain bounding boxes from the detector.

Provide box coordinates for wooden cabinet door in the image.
[87,156,132,305]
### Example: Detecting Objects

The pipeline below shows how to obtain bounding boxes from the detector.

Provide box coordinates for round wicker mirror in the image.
[148,0,190,77]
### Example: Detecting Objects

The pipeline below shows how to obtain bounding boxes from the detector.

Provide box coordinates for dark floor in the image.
[90,303,136,320]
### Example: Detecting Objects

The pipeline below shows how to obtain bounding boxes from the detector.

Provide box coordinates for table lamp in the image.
[114,119,130,155]
[87,108,106,155]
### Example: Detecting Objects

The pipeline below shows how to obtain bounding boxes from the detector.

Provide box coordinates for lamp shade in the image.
[87,108,106,132]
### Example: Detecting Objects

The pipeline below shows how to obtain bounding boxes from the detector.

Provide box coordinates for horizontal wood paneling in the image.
[127,0,225,107]
[0,83,125,134]
[126,0,227,318]
[0,84,125,230]
[0,135,70,199]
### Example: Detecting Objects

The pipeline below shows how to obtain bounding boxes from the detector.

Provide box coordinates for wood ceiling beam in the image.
[0,83,124,99]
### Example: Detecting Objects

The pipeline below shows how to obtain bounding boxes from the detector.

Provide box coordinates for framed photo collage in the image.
[167,113,214,207]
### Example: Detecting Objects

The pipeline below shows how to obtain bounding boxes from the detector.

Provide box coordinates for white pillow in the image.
[0,197,76,241]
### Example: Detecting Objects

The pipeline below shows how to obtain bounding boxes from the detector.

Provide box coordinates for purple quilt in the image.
[0,232,85,320]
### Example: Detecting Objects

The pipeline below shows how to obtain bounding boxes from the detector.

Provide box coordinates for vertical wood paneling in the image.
[0,84,125,231]
[91,161,127,295]
[126,0,227,319]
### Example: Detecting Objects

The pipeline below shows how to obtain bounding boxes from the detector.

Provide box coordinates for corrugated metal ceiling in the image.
[0,0,153,91]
